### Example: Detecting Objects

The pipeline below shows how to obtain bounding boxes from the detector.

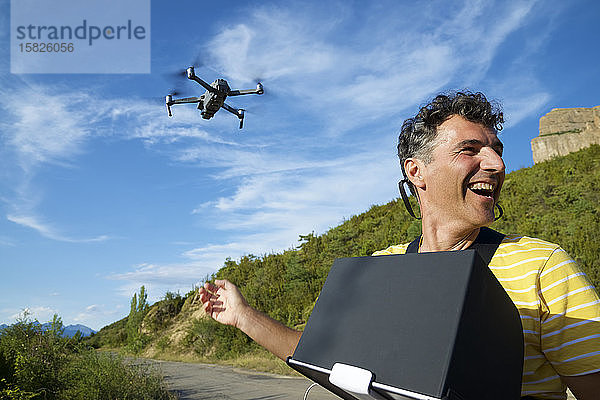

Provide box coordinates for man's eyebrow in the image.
[455,139,504,151]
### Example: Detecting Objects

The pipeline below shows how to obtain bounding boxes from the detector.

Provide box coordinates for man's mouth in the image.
[467,182,495,198]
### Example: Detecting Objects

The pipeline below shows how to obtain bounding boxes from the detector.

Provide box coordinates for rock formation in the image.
[531,106,600,163]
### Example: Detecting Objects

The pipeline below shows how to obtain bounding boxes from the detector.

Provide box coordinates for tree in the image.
[126,286,149,353]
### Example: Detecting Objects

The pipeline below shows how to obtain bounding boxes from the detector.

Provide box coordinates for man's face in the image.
[418,115,505,229]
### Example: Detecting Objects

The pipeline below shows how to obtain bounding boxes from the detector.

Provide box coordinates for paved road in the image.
[149,360,339,400]
[146,359,577,400]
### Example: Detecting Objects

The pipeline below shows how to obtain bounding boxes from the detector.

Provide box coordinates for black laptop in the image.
[287,250,523,400]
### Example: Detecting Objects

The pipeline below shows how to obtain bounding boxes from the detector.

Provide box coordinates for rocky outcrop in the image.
[531,106,600,163]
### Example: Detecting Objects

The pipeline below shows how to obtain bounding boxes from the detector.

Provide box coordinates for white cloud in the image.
[200,0,542,137]
[7,214,110,243]
[108,261,217,303]
[2,84,98,171]
[10,306,58,323]
[72,304,123,330]
[503,91,551,128]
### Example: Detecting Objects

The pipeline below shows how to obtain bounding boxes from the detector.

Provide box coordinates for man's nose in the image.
[481,147,505,172]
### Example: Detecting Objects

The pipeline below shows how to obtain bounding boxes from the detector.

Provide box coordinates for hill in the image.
[36,322,96,337]
[88,144,600,371]
[63,324,96,337]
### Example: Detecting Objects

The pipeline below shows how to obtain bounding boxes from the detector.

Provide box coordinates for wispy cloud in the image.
[10,306,58,323]
[7,214,110,243]
[108,261,215,302]
[72,304,122,330]
[202,0,543,136]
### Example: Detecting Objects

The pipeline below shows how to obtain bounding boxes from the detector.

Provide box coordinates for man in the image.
[198,91,600,399]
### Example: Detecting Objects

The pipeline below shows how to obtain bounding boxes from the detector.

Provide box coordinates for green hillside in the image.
[88,144,600,368]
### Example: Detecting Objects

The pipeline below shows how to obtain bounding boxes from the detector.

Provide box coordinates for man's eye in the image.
[462,147,477,154]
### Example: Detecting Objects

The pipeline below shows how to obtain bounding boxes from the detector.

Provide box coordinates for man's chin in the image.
[471,208,496,227]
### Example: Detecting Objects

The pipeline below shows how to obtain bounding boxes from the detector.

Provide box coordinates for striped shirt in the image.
[373,234,600,399]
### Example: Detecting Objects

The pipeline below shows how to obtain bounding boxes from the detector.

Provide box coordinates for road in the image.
[146,359,577,400]
[148,359,339,400]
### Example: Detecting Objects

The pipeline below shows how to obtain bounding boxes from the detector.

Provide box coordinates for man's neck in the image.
[419,219,481,252]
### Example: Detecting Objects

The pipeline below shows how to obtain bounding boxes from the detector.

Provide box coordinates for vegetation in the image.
[145,292,185,333]
[126,286,150,354]
[0,313,175,400]
[89,145,600,371]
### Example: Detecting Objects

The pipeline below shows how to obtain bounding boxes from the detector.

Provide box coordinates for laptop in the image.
[287,250,523,400]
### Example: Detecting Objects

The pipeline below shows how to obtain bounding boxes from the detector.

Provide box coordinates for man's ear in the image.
[404,158,426,189]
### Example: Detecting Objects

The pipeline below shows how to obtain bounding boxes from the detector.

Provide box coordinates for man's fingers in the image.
[214,279,230,288]
[199,290,217,303]
[203,281,220,293]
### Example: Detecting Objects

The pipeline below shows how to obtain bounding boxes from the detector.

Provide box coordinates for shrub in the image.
[184,318,257,359]
[0,315,175,400]
[61,352,174,400]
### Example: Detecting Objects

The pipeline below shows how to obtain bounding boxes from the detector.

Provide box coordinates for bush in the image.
[184,318,257,359]
[85,318,127,349]
[146,292,185,332]
[61,352,174,400]
[0,315,175,400]
[0,316,79,399]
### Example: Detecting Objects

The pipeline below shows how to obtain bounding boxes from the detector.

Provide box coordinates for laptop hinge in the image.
[329,363,374,395]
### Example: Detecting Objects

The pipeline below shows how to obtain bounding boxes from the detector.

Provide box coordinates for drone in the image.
[165,66,264,129]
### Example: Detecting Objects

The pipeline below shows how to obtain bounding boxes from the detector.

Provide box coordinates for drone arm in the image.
[228,83,264,97]
[221,102,240,116]
[170,96,203,104]
[186,67,217,93]
[222,103,245,129]
[165,95,203,117]
[189,75,217,93]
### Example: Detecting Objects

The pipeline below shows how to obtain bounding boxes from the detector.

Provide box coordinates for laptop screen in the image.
[287,250,523,400]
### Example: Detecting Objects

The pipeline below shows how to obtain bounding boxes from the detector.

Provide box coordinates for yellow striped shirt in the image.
[373,234,600,399]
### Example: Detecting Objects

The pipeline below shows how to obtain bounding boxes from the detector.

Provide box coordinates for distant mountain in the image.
[2,322,95,337]
[63,324,96,337]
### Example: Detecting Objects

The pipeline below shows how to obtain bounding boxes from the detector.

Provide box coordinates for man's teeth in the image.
[469,182,494,191]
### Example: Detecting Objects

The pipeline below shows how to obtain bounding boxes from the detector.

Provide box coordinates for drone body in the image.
[165,67,263,129]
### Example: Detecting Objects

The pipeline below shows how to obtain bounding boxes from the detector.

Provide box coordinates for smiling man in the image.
[198,91,600,400]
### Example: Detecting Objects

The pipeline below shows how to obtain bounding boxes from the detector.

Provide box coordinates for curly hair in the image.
[397,91,504,171]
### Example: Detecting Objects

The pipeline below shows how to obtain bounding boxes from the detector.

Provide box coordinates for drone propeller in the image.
[162,61,205,97]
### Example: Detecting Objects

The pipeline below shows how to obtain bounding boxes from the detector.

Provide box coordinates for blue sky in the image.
[1,0,599,330]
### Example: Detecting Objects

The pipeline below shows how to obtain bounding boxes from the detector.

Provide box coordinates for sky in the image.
[1,0,599,331]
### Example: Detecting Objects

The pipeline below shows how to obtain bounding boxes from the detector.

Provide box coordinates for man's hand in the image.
[195,278,302,360]
[196,279,248,329]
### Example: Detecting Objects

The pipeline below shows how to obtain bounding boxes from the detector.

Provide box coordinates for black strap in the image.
[405,227,505,265]
[406,235,421,254]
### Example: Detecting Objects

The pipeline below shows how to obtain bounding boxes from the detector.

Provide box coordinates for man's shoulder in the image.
[372,243,410,256]
[491,232,573,273]
[496,232,562,255]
